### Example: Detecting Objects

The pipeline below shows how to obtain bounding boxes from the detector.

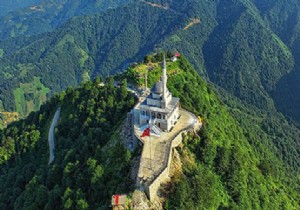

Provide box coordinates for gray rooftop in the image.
[151,81,163,94]
[140,97,180,114]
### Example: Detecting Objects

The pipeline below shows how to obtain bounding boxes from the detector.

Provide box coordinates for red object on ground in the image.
[175,52,181,57]
[115,195,119,205]
[112,194,127,206]
[141,127,150,137]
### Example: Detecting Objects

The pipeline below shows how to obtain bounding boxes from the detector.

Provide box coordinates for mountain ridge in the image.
[0,0,133,40]
[0,55,299,209]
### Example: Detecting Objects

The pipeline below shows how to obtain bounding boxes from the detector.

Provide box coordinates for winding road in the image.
[48,107,61,165]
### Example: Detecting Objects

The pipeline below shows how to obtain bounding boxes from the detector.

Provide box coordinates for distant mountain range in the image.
[0,1,299,208]
[0,0,132,40]
[0,0,299,124]
[0,0,42,16]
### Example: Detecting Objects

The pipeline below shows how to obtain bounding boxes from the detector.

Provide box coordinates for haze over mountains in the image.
[0,0,132,40]
[0,0,42,16]
[0,0,299,124]
[0,0,300,182]
[0,0,300,209]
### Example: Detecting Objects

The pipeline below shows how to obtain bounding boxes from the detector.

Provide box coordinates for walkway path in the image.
[137,109,198,185]
[48,107,61,164]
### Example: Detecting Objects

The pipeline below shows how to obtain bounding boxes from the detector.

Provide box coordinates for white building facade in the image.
[133,57,180,132]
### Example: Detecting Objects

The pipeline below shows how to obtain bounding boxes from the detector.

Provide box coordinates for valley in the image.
[0,0,299,127]
[0,1,299,209]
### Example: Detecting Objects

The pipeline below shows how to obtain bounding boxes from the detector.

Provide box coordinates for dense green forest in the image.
[1,0,300,127]
[0,76,136,209]
[161,56,300,209]
[0,0,184,117]
[0,0,132,40]
[255,0,300,124]
[0,0,41,16]
[1,0,300,208]
[0,55,299,209]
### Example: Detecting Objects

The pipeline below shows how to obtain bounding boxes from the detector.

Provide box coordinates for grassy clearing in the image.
[82,71,90,82]
[0,100,4,112]
[118,58,183,88]
[77,47,89,67]
[13,77,50,117]
[13,87,26,115]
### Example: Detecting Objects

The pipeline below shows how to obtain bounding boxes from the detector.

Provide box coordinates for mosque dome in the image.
[151,81,163,94]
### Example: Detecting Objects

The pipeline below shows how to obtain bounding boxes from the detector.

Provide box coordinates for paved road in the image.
[48,107,61,164]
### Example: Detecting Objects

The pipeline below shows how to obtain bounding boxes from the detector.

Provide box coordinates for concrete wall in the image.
[145,130,188,201]
[166,106,179,131]
[172,130,186,148]
[136,108,200,202]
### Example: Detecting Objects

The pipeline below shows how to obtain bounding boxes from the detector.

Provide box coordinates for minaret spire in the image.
[163,55,167,79]
[161,55,168,108]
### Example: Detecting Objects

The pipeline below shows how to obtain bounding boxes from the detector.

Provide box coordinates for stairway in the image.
[151,124,162,136]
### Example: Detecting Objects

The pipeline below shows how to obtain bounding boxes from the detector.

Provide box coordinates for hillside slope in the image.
[0,1,189,117]
[1,0,300,128]
[133,55,300,209]
[0,0,132,40]
[0,0,41,16]
[1,55,299,209]
[252,0,300,122]
[0,77,136,209]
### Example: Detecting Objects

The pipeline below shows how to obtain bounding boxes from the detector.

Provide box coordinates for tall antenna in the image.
[161,54,168,108]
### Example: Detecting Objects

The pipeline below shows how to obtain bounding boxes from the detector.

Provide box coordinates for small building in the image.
[171,52,180,62]
[133,57,180,132]
[171,56,177,62]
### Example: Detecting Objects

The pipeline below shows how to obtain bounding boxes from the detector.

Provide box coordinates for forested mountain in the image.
[1,0,300,208]
[1,0,300,127]
[0,1,185,117]
[0,0,42,17]
[0,55,299,209]
[252,0,300,124]
[0,0,132,40]
[0,76,136,209]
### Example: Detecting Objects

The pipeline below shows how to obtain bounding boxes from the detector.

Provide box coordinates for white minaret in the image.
[161,55,167,108]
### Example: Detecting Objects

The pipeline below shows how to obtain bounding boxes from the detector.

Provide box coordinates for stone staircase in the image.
[151,124,162,136]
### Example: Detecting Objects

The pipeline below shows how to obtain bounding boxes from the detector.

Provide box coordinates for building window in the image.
[156,122,161,128]
[158,113,161,119]
[151,112,155,119]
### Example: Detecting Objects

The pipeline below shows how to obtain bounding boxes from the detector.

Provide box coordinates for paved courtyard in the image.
[137,109,198,184]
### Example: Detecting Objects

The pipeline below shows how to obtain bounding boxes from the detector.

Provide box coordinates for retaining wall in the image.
[135,109,201,202]
[145,129,191,201]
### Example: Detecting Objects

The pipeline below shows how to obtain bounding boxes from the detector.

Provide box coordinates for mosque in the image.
[133,57,180,132]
